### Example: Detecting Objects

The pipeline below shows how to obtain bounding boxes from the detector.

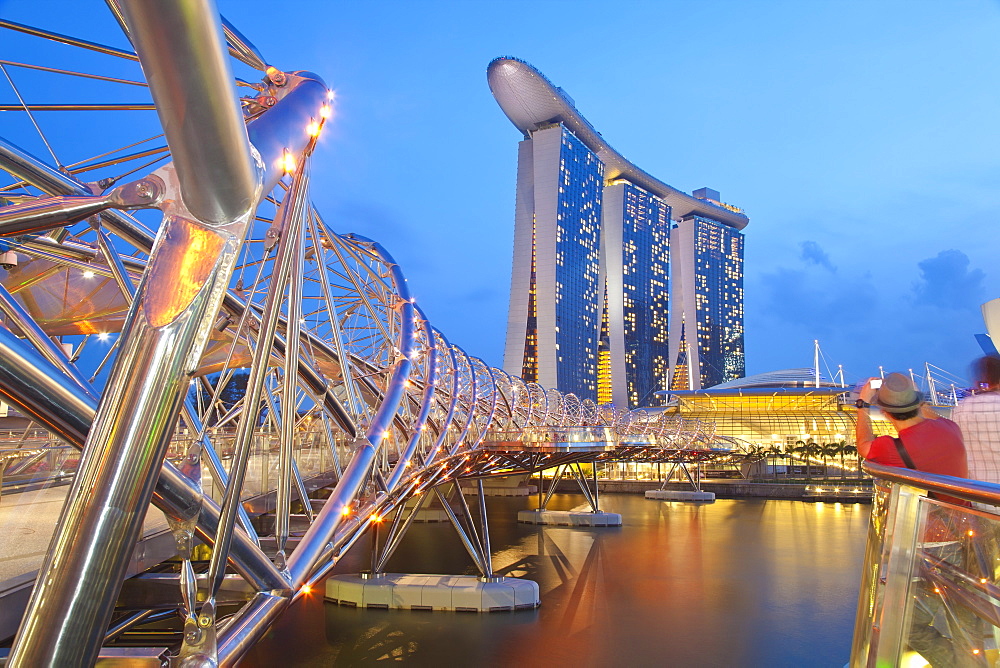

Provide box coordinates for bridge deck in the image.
[0,484,173,640]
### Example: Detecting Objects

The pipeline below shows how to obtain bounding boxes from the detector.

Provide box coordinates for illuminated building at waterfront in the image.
[488,57,749,404]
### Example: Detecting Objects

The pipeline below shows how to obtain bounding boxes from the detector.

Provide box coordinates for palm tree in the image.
[843,444,859,478]
[835,440,848,479]
[766,444,784,479]
[822,442,842,480]
[807,441,823,480]
[791,440,808,480]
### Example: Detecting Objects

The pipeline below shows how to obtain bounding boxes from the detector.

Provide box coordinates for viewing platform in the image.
[480,426,617,453]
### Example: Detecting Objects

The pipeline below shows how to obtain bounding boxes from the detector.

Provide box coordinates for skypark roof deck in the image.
[487,56,749,230]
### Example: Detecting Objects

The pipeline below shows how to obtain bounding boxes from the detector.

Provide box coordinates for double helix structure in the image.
[0,3,751,665]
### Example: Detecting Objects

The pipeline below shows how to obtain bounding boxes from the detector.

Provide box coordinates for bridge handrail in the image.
[852,461,1000,667]
[863,460,1000,507]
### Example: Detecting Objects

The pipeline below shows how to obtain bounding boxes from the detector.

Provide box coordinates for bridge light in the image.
[282,150,296,174]
[307,121,321,137]
[320,104,331,119]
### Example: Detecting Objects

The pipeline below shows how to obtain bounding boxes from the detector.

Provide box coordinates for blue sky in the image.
[3,0,1000,386]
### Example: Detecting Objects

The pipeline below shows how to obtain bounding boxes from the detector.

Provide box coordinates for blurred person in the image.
[953,356,1000,489]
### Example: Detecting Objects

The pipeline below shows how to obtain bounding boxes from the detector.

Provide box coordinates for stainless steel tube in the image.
[118,0,256,223]
[8,1,262,663]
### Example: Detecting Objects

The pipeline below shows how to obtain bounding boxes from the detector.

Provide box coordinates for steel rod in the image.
[476,479,493,577]
[207,160,317,602]
[434,486,487,576]
[0,19,139,60]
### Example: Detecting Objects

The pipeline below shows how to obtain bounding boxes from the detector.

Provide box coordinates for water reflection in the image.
[241,494,869,667]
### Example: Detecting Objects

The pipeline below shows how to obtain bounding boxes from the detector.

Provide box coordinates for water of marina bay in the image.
[241,492,870,667]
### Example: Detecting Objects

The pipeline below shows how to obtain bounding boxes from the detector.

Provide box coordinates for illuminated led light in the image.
[968,530,976,537]
[371,514,381,523]
[97,332,110,341]
[83,270,95,278]
[301,584,312,594]
[341,506,351,516]
[326,89,335,100]
[307,121,321,137]
[320,104,331,119]
[281,150,296,173]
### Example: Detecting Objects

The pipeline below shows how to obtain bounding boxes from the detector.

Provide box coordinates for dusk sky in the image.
[3,0,1000,387]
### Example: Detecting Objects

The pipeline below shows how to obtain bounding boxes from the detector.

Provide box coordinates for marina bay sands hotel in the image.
[488,57,749,408]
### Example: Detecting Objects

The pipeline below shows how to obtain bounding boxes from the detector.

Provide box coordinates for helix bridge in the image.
[0,3,753,665]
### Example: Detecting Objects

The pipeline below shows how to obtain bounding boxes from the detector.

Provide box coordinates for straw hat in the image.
[874,372,923,413]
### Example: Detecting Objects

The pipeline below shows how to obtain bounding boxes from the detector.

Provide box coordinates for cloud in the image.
[800,241,836,272]
[748,248,988,382]
[756,267,876,337]
[912,249,985,309]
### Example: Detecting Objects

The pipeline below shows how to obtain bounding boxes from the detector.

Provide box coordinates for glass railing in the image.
[164,427,352,503]
[0,425,347,601]
[482,426,617,445]
[851,462,1000,667]
[0,430,78,502]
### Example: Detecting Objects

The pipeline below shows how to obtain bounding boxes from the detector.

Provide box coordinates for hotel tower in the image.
[488,57,749,406]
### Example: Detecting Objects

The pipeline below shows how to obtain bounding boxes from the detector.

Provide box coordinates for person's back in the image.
[866,416,968,480]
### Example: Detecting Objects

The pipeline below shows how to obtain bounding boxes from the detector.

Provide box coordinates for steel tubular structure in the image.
[0,4,748,665]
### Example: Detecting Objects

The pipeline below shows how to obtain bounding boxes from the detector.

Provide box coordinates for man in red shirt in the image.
[855,372,968,483]
[856,372,972,668]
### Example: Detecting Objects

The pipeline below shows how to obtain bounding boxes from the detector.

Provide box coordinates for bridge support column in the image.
[645,461,716,502]
[518,461,622,526]
[327,479,540,612]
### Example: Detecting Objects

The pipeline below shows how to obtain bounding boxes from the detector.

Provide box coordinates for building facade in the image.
[489,57,748,405]
[669,205,746,390]
[504,124,604,397]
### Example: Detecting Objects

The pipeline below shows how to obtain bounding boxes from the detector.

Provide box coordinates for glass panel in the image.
[898,498,999,667]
